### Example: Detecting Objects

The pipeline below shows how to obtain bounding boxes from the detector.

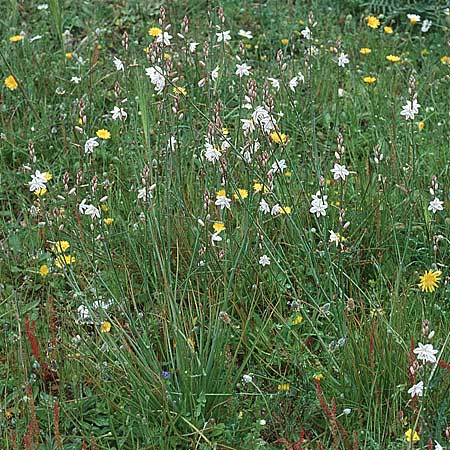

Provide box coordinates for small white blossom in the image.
[215,194,231,210]
[414,342,438,364]
[421,19,432,32]
[259,255,271,266]
[310,191,328,217]
[216,30,231,43]
[259,198,270,214]
[428,197,444,214]
[204,141,221,163]
[401,98,420,120]
[70,76,81,84]
[242,374,253,383]
[407,381,424,398]
[79,199,100,220]
[29,170,48,191]
[238,30,253,39]
[84,137,99,154]
[110,106,127,121]
[267,78,280,91]
[156,31,173,46]
[301,27,312,39]
[145,66,165,93]
[235,63,251,78]
[337,52,349,67]
[113,56,124,72]
[189,42,199,53]
[331,163,350,181]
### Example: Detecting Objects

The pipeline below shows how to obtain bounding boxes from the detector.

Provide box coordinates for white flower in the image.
[337,52,349,67]
[84,137,99,154]
[189,42,199,53]
[241,118,255,135]
[79,199,100,220]
[407,381,424,398]
[156,31,173,46]
[259,198,270,214]
[216,30,231,43]
[235,63,251,78]
[215,194,231,210]
[211,232,222,245]
[331,163,350,181]
[301,27,312,40]
[269,159,287,175]
[138,186,152,202]
[252,106,276,133]
[401,98,420,120]
[407,13,421,23]
[329,230,340,247]
[434,441,443,450]
[204,141,221,163]
[77,305,91,323]
[338,88,345,97]
[421,19,432,32]
[145,66,165,93]
[29,170,48,191]
[113,56,124,72]
[267,78,280,91]
[238,29,253,39]
[259,419,266,426]
[242,374,253,383]
[428,197,444,213]
[414,342,439,364]
[210,66,219,82]
[271,204,282,216]
[110,106,127,121]
[343,408,352,415]
[310,191,328,217]
[70,76,81,84]
[37,4,49,11]
[259,255,271,266]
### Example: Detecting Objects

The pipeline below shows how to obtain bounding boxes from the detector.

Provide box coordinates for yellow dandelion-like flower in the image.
[101,204,109,212]
[270,131,288,145]
[43,172,52,181]
[363,76,377,84]
[51,241,70,253]
[65,52,73,59]
[233,189,248,200]
[418,270,441,293]
[96,129,111,140]
[100,321,111,333]
[173,86,187,96]
[103,217,114,225]
[34,187,47,196]
[39,264,49,277]
[216,189,226,199]
[9,35,24,43]
[386,55,401,62]
[221,127,229,135]
[163,53,171,60]
[441,55,450,65]
[279,206,292,215]
[281,38,289,45]
[55,254,76,269]
[5,75,18,91]
[405,428,420,443]
[148,27,162,37]
[213,222,225,233]
[360,47,372,55]
[253,182,269,193]
[313,373,324,381]
[278,383,290,391]
[384,26,393,34]
[418,121,425,131]
[292,315,303,325]
[366,16,380,29]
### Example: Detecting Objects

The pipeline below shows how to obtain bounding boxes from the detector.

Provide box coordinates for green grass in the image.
[1,1,450,449]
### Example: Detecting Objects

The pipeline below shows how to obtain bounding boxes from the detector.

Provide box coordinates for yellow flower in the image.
[148,27,162,37]
[96,129,111,139]
[421,49,428,56]
[173,86,187,96]
[65,52,73,59]
[363,76,377,84]
[34,187,47,196]
[101,204,109,212]
[360,47,372,55]
[51,241,70,253]
[216,189,226,199]
[418,270,441,293]
[5,75,18,91]
[313,373,324,381]
[44,172,52,181]
[281,38,289,45]
[384,26,393,34]
[279,206,292,215]
[298,19,305,25]
[245,43,251,49]
[253,182,268,193]
[163,53,171,60]
[221,127,229,135]
[103,217,114,225]
[233,189,248,200]
[405,428,420,443]
[418,121,425,131]
[386,55,401,62]
[270,131,288,145]
[292,315,303,325]
[39,264,49,277]
[366,16,380,29]
[441,56,450,65]
[285,171,292,177]
[100,321,111,333]
[213,222,225,233]
[55,254,76,269]
[277,383,290,391]
[9,35,24,43]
